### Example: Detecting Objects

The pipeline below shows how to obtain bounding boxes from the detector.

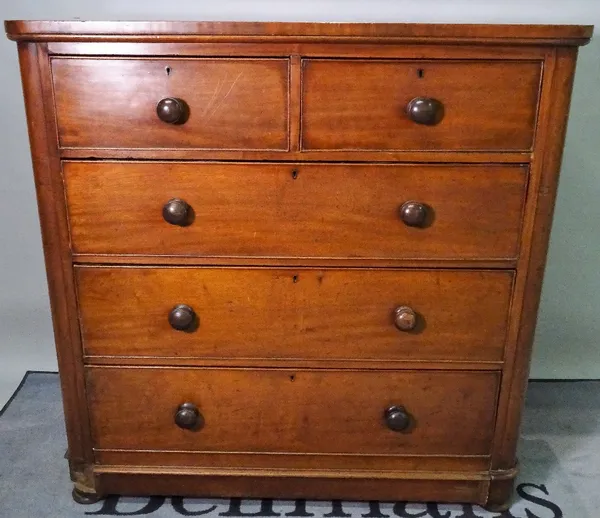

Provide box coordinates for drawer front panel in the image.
[64,162,527,260]
[87,367,500,456]
[76,267,512,362]
[52,58,289,150]
[302,60,541,151]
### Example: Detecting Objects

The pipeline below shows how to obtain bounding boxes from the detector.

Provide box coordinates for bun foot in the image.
[484,476,515,513]
[483,500,512,513]
[72,486,102,505]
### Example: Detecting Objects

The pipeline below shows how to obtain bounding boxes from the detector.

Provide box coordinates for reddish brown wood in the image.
[75,267,513,362]
[95,471,487,504]
[52,58,289,150]
[289,55,302,152]
[44,41,553,59]
[72,254,518,269]
[302,59,541,151]
[84,356,503,371]
[15,42,95,489]
[5,20,593,45]
[491,47,582,471]
[63,162,528,260]
[59,147,532,162]
[485,478,516,512]
[86,367,499,456]
[94,450,490,472]
[5,20,593,507]
[43,40,547,61]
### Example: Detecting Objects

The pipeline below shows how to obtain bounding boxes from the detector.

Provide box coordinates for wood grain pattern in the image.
[5,20,593,45]
[83,356,503,371]
[52,58,289,150]
[6,20,593,508]
[45,41,551,59]
[86,367,500,456]
[73,254,518,269]
[491,47,581,471]
[94,450,490,472]
[59,148,532,162]
[16,42,95,472]
[75,267,513,362]
[302,60,542,151]
[63,162,528,260]
[95,470,487,504]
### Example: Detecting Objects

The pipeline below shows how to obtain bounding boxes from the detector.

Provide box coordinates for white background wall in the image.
[0,1,599,403]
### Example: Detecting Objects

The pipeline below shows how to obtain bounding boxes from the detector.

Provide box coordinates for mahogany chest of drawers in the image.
[5,20,593,511]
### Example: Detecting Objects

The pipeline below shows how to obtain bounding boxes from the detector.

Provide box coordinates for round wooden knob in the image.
[406,97,444,125]
[156,97,187,124]
[163,198,190,226]
[169,304,197,331]
[399,201,427,227]
[175,402,203,430]
[394,306,417,331]
[384,405,411,432]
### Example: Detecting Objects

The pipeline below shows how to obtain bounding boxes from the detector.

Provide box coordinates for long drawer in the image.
[86,367,500,457]
[302,59,541,151]
[52,58,289,150]
[76,267,513,362]
[64,162,527,260]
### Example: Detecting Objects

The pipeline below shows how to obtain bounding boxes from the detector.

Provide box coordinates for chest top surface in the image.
[4,20,594,45]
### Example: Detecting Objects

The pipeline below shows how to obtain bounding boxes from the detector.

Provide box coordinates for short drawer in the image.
[302,59,541,151]
[52,58,289,150]
[64,162,527,260]
[86,367,500,456]
[76,267,513,363]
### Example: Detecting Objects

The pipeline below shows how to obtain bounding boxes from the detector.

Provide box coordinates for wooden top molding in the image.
[4,20,594,46]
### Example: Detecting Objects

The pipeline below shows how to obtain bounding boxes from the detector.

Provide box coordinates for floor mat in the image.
[1,372,598,517]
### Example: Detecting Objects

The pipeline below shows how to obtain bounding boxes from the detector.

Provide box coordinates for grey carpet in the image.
[0,373,599,518]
